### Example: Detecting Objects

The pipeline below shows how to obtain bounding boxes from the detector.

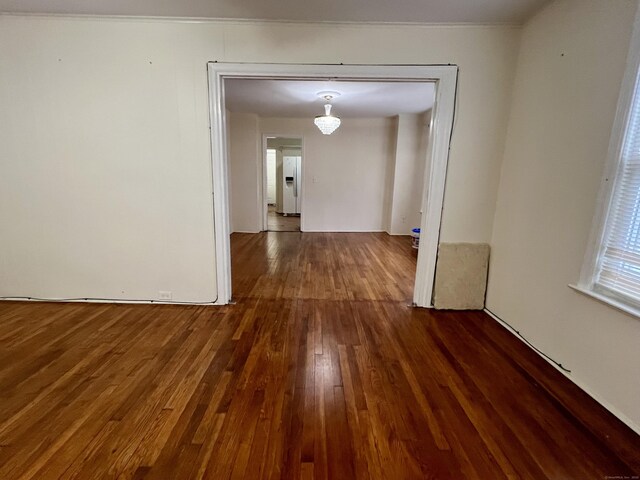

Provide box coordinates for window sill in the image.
[568,284,640,320]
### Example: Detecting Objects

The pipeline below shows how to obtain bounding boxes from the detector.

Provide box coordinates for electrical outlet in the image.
[158,291,172,301]
[401,216,406,224]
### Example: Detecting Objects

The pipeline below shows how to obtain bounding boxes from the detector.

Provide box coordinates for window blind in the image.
[596,69,640,303]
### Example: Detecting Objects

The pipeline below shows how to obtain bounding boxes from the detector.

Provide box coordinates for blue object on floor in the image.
[411,228,420,249]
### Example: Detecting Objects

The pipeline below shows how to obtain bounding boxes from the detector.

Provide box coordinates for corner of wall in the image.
[384,115,400,234]
[487,26,525,249]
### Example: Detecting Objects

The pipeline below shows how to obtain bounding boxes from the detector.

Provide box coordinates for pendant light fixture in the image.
[314,92,341,135]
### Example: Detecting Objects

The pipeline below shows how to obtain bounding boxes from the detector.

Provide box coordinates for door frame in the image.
[208,62,457,307]
[261,134,304,232]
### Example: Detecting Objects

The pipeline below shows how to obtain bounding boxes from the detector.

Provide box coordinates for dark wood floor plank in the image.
[0,232,637,479]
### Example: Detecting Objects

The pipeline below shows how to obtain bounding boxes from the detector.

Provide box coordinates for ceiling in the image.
[0,0,550,24]
[224,79,435,118]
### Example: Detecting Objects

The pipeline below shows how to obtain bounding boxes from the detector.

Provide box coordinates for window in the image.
[577,27,640,315]
[594,69,640,305]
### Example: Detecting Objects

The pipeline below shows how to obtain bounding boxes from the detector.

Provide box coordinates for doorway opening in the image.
[209,64,457,307]
[264,136,302,232]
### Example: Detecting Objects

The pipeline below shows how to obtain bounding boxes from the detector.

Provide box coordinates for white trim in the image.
[262,136,269,231]
[208,63,457,307]
[0,297,216,305]
[578,6,640,292]
[0,12,525,28]
[208,65,232,304]
[414,68,457,307]
[261,134,305,232]
[568,284,640,320]
[484,308,640,435]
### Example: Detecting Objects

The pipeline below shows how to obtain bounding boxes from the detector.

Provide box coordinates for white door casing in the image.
[208,63,457,306]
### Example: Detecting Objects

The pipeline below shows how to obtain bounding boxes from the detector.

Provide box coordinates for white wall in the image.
[231,114,429,234]
[228,112,261,232]
[260,116,397,232]
[487,0,640,430]
[0,17,218,302]
[0,14,519,300]
[388,112,431,235]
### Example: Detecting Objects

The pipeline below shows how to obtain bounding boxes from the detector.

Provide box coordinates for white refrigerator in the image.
[282,155,301,215]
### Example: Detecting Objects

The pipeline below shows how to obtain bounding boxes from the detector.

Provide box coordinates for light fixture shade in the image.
[314,103,341,135]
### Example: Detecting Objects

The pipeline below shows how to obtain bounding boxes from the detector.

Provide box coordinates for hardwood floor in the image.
[0,232,638,479]
[267,206,300,232]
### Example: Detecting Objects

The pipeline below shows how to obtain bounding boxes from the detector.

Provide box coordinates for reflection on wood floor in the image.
[0,232,637,479]
[267,205,300,232]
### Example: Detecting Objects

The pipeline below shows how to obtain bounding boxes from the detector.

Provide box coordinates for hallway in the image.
[267,206,300,232]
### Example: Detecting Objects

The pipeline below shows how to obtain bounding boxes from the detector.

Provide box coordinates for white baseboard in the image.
[234,228,390,234]
[0,296,221,306]
[483,308,640,435]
